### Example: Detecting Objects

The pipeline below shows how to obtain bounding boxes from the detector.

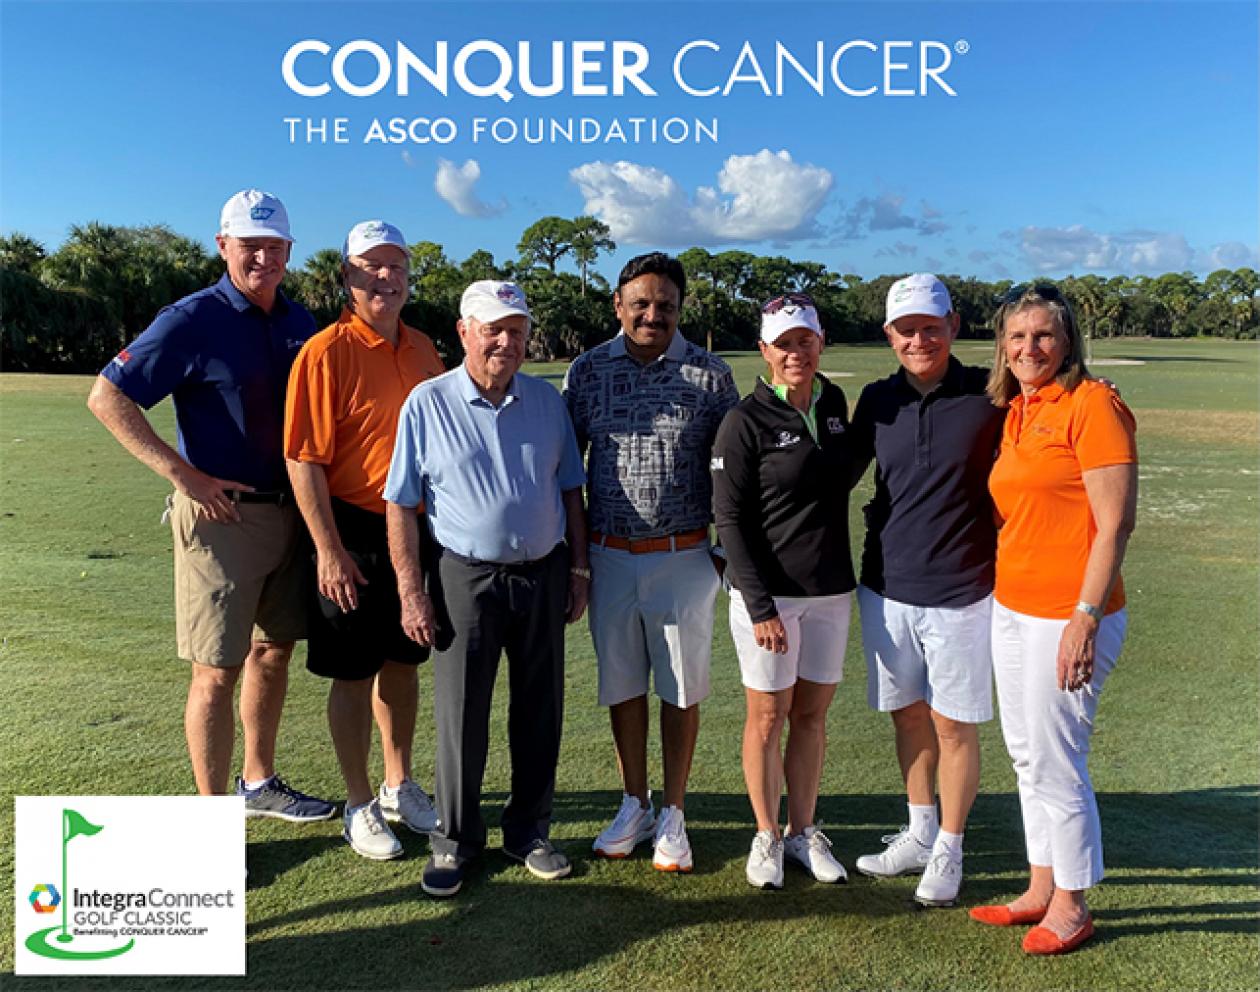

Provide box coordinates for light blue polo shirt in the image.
[385,364,586,563]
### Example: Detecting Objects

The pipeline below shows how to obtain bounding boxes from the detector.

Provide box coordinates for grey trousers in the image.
[428,543,568,861]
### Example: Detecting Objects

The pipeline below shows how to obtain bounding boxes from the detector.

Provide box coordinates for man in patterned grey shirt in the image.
[563,252,739,872]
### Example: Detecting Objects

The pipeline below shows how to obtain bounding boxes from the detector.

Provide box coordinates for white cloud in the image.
[569,149,832,246]
[434,159,506,218]
[1019,224,1194,274]
[1197,241,1257,270]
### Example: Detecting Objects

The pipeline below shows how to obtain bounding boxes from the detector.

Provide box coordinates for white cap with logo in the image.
[885,273,952,324]
[760,294,823,344]
[460,280,532,325]
[343,220,408,260]
[219,189,293,242]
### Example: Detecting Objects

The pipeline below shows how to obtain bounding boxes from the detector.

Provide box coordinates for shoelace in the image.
[880,827,916,847]
[659,811,686,844]
[925,852,961,875]
[353,804,387,835]
[611,798,646,833]
[752,833,781,861]
[807,829,834,853]
[269,777,298,798]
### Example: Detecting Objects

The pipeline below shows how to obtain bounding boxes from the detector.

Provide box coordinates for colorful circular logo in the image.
[29,884,61,914]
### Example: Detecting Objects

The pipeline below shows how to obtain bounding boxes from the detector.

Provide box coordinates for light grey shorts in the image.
[588,542,720,708]
[858,585,993,723]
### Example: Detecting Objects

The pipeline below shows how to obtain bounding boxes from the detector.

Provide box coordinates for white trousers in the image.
[991,602,1127,891]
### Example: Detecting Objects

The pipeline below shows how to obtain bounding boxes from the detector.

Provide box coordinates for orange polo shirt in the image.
[988,378,1137,619]
[285,308,444,514]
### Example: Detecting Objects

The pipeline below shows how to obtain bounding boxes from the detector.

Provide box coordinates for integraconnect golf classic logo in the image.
[17,795,245,976]
[26,809,134,961]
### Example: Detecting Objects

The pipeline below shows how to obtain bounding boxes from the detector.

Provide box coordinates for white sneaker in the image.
[784,825,847,884]
[343,799,403,861]
[653,805,693,872]
[745,830,784,889]
[379,779,438,834]
[593,794,656,858]
[854,827,934,877]
[914,850,963,907]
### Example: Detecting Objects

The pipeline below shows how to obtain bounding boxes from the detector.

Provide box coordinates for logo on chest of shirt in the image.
[774,430,801,449]
[826,417,844,434]
[710,456,724,471]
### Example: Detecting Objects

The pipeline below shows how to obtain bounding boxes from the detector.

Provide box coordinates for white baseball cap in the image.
[219,189,293,242]
[343,220,408,260]
[460,280,531,325]
[885,273,952,324]
[760,293,822,344]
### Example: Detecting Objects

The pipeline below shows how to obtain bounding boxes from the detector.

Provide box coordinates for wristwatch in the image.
[570,566,592,580]
[1075,600,1103,622]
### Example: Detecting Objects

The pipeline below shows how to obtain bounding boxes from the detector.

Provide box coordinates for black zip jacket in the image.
[711,376,857,623]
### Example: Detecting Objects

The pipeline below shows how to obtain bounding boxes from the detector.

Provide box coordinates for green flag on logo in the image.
[63,809,103,843]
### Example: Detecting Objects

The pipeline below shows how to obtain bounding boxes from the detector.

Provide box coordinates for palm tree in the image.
[570,216,614,296]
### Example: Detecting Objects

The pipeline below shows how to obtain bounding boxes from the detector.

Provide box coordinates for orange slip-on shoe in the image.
[968,903,1049,927]
[1022,916,1095,955]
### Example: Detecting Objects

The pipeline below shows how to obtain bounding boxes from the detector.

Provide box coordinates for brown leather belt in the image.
[590,527,708,554]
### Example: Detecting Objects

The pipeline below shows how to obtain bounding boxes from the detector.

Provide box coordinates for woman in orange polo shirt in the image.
[971,286,1137,955]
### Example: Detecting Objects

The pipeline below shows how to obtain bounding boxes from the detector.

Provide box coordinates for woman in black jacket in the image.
[711,293,857,890]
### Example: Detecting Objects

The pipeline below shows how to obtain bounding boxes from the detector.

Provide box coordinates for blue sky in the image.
[2,1,1256,282]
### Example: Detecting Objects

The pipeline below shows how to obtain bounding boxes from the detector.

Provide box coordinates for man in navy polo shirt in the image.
[848,274,1004,907]
[87,189,334,822]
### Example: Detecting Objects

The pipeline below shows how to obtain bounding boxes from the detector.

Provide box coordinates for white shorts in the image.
[588,542,721,708]
[858,585,993,723]
[728,589,851,692]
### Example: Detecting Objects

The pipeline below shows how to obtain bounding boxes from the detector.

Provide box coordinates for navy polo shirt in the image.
[101,275,315,491]
[849,357,1005,608]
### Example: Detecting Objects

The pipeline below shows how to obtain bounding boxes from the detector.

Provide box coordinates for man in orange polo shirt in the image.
[284,220,445,860]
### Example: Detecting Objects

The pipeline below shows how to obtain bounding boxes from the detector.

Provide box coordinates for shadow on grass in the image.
[1093,898,1260,938]
[246,834,344,890]
[6,786,1254,990]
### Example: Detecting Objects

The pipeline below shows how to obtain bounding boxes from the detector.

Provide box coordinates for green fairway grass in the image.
[2,338,1257,990]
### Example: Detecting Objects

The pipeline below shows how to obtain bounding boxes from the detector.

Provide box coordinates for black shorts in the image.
[305,499,429,680]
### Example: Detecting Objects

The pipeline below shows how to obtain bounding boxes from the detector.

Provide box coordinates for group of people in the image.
[88,188,1137,957]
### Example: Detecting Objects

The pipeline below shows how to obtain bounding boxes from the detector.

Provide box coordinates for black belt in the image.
[230,490,288,505]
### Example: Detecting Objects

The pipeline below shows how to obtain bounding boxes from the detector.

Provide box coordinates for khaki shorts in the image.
[170,491,307,667]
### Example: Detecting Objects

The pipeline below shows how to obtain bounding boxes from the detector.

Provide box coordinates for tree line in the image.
[2,219,1257,374]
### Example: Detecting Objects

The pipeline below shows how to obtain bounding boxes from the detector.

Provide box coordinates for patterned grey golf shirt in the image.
[563,330,739,537]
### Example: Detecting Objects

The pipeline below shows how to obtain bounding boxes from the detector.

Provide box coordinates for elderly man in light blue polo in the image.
[384,280,590,899]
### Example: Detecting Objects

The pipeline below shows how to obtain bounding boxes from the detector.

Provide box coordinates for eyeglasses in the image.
[1000,284,1064,305]
[762,292,816,314]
